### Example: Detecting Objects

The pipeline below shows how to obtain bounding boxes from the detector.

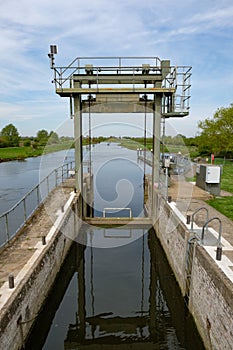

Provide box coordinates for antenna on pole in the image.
[48,45,57,68]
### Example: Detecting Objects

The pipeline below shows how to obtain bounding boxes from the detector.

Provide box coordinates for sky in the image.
[0,0,233,138]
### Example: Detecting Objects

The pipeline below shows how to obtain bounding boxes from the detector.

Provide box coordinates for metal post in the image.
[5,214,10,242]
[55,169,58,187]
[165,167,168,200]
[47,176,49,195]
[73,81,83,217]
[23,198,27,222]
[37,185,40,206]
[9,275,14,289]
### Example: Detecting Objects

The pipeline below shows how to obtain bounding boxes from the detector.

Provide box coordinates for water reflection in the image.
[24,229,204,350]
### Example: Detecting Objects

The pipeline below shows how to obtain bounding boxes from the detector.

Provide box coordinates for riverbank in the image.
[0,142,74,162]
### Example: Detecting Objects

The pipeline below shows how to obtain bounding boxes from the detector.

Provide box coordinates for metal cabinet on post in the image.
[196,164,221,196]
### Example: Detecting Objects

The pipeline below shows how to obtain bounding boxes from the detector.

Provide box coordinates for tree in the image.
[198,104,233,157]
[36,129,49,146]
[47,131,59,145]
[0,123,20,147]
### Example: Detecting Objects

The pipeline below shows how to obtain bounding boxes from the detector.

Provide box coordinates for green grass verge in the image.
[185,176,196,182]
[0,147,42,160]
[119,138,197,156]
[206,164,233,220]
[206,197,233,221]
[43,142,74,155]
[220,165,233,193]
[211,158,233,165]
[0,142,74,161]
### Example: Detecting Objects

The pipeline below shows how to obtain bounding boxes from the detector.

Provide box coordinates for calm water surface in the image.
[23,143,204,349]
[0,149,74,215]
[24,229,204,350]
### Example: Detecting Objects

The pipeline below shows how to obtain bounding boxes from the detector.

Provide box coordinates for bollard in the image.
[74,187,77,193]
[186,215,191,224]
[167,196,172,203]
[61,205,64,213]
[216,245,222,261]
[9,275,14,289]
[42,236,46,245]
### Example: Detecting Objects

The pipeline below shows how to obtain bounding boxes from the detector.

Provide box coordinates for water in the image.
[22,142,204,349]
[0,149,74,215]
[90,142,146,218]
[24,229,204,350]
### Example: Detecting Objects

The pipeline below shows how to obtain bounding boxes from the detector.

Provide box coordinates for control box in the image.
[196,165,221,196]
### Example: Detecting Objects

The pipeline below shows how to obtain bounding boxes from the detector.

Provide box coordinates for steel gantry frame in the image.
[48,47,192,217]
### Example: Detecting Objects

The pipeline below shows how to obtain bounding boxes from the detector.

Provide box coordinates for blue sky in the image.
[0,0,233,138]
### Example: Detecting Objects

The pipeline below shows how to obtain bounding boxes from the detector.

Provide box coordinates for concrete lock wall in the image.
[189,247,233,350]
[152,193,233,350]
[153,196,188,294]
[0,195,81,350]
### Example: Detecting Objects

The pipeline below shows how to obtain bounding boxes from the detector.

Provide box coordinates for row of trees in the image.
[0,103,232,156]
[161,104,233,157]
[0,124,63,148]
[197,104,233,157]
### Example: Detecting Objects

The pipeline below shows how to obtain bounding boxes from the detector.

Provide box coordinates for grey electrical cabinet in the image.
[196,164,221,196]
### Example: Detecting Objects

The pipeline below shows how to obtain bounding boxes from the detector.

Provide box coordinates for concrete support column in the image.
[73,81,83,217]
[152,91,162,215]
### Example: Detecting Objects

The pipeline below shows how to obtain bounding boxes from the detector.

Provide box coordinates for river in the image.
[0,144,204,349]
[0,149,75,215]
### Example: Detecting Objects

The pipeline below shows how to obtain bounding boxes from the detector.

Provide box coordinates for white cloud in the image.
[0,0,232,137]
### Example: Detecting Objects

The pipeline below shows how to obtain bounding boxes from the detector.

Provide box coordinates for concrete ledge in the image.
[84,217,152,228]
[152,193,233,349]
[0,192,78,350]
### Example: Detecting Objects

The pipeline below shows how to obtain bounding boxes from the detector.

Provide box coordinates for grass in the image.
[206,197,233,221]
[219,165,233,193]
[206,164,233,220]
[185,176,196,182]
[211,158,233,165]
[43,142,74,154]
[0,147,42,160]
[119,138,197,157]
[0,142,74,161]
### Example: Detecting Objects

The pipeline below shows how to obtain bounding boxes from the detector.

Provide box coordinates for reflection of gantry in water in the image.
[48,47,192,218]
[61,230,199,350]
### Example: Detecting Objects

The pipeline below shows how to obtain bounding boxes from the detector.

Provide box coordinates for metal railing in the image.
[0,161,75,249]
[191,207,209,231]
[162,66,192,114]
[201,217,223,260]
[103,207,132,218]
[50,56,162,89]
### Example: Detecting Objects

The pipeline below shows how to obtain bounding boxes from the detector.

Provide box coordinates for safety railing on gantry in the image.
[162,66,192,116]
[50,56,162,88]
[48,55,191,116]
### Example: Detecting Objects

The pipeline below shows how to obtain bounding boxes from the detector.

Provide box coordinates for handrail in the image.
[201,216,223,260]
[0,161,74,218]
[103,207,132,218]
[0,161,75,248]
[191,207,209,231]
[201,217,222,245]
